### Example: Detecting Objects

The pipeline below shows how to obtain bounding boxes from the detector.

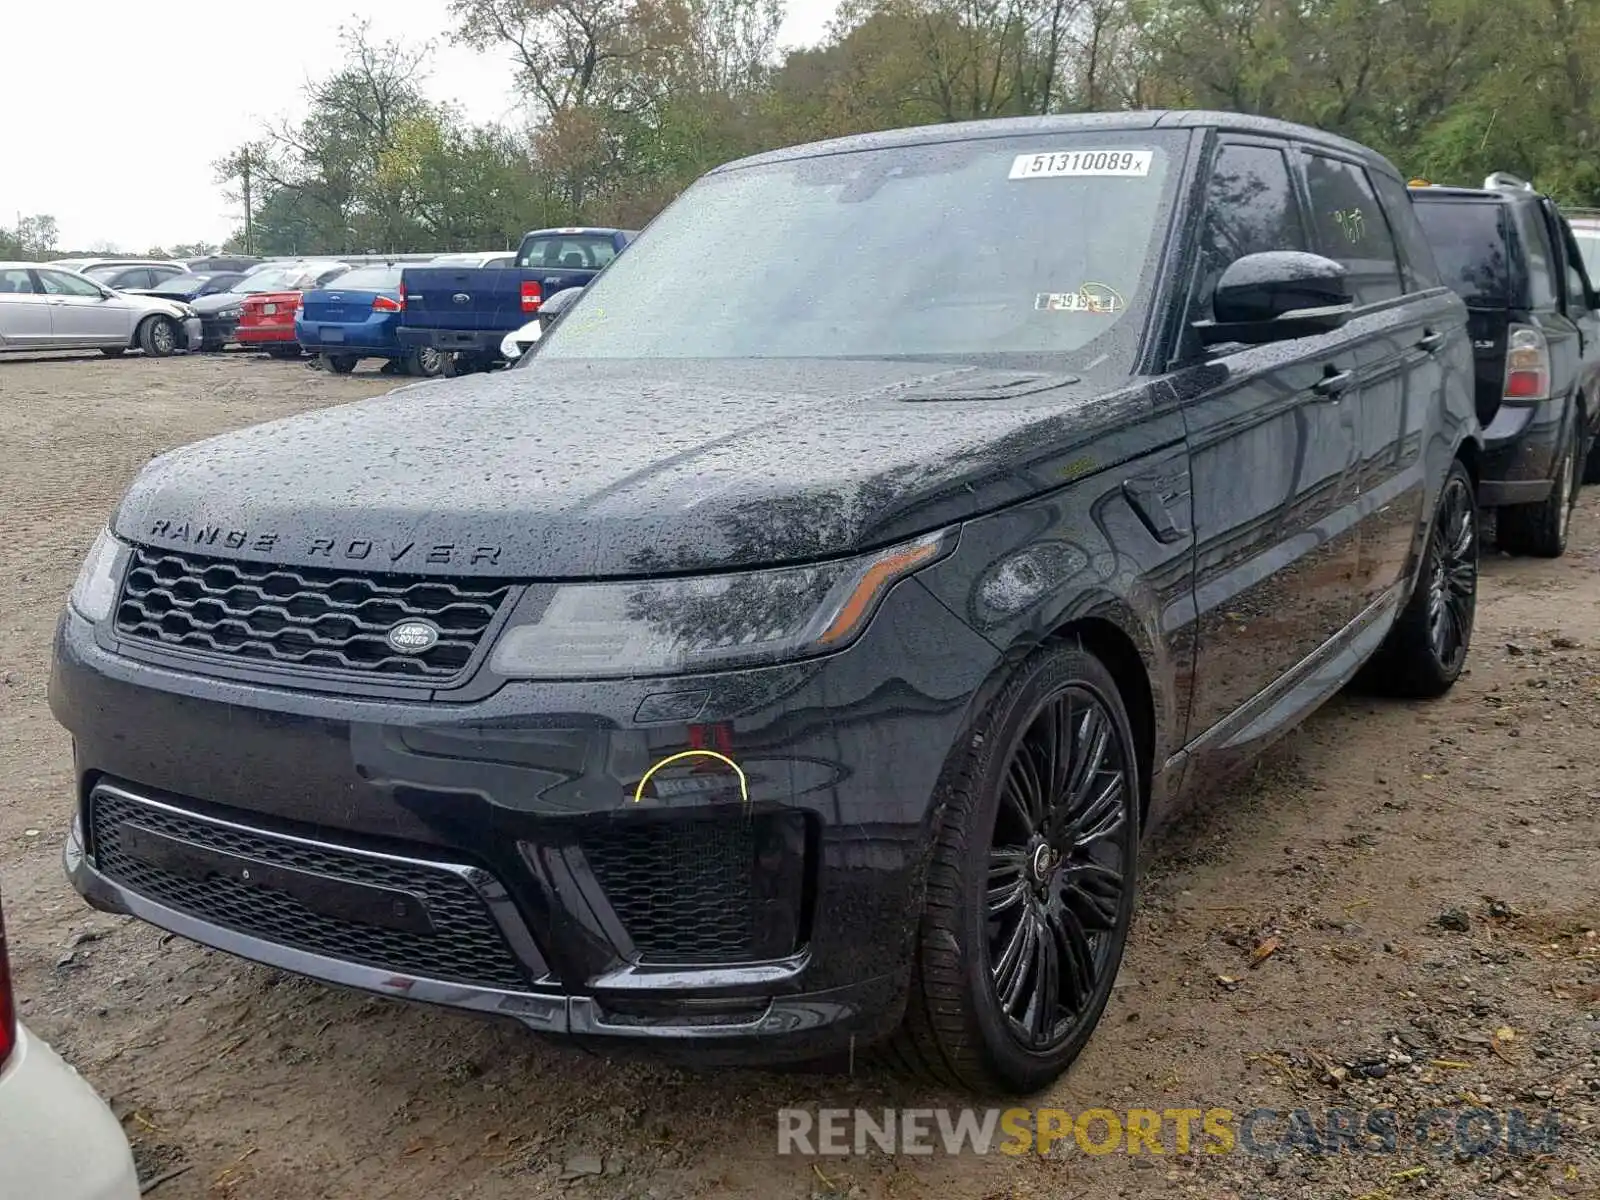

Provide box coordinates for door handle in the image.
[1417,329,1445,352]
[1312,368,1356,398]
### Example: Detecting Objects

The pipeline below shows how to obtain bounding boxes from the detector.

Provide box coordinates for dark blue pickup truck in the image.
[398,227,634,371]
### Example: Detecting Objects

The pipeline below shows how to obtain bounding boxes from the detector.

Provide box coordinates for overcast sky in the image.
[6,0,840,252]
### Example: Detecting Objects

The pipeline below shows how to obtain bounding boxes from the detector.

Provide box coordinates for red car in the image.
[236,262,350,357]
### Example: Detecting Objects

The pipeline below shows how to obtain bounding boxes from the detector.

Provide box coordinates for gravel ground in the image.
[0,351,1596,1200]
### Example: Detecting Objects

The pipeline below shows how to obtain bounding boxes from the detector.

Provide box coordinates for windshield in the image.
[541,132,1179,364]
[517,234,618,270]
[83,263,148,280]
[1413,199,1509,308]
[150,275,205,293]
[239,269,296,292]
[327,265,402,291]
[240,265,335,292]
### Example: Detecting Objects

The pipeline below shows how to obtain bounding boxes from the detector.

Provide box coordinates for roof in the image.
[521,227,628,238]
[718,109,1400,179]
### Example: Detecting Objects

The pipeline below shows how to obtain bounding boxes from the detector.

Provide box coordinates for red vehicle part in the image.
[237,292,302,345]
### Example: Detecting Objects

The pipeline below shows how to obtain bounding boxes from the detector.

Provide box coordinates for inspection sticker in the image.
[1035,283,1126,314]
[1009,149,1153,179]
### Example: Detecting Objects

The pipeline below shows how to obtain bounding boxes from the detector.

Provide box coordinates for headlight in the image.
[179,304,197,318]
[489,531,951,679]
[68,529,126,622]
[218,307,240,320]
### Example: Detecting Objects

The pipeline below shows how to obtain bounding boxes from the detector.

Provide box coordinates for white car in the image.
[0,894,140,1200]
[0,262,203,357]
[500,316,543,360]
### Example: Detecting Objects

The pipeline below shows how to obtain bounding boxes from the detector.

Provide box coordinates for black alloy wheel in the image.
[1358,458,1479,697]
[893,642,1139,1095]
[985,686,1131,1051]
[1425,469,1477,678]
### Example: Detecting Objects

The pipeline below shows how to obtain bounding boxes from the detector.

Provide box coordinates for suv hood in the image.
[114,359,1149,578]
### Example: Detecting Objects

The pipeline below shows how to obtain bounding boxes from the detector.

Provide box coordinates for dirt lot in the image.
[1,352,1597,1200]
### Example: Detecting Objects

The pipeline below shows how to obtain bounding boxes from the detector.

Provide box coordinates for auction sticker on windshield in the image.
[1009,150,1153,179]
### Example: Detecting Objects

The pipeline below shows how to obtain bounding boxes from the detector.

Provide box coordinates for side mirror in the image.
[537,285,584,329]
[1194,251,1353,347]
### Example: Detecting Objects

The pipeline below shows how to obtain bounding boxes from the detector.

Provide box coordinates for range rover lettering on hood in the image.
[145,520,503,568]
[112,359,1128,578]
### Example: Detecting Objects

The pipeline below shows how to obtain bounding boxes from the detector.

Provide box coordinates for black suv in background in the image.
[1411,174,1600,556]
[54,112,1480,1096]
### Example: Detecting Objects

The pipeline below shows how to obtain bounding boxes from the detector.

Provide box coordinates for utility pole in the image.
[241,149,254,256]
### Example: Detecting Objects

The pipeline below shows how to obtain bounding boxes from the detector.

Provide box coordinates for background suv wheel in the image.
[1499,419,1578,558]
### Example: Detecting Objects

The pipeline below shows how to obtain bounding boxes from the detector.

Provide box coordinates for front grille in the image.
[90,788,531,990]
[114,546,511,681]
[581,817,767,964]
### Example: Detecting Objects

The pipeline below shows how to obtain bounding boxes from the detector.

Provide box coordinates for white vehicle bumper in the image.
[0,1025,140,1200]
[500,318,542,361]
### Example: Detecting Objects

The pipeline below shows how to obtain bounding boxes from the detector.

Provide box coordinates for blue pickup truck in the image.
[397,227,634,372]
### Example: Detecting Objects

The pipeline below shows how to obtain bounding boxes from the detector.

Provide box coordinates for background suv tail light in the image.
[520,280,543,313]
[1504,325,1551,400]
[0,893,16,1072]
[373,295,403,312]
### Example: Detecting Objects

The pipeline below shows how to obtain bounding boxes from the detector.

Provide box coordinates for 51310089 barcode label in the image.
[1009,150,1153,179]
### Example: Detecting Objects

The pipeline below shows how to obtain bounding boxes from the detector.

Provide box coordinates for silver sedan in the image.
[0,262,202,357]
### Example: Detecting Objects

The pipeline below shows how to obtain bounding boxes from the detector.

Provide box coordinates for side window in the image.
[1511,206,1559,308]
[1303,153,1403,305]
[1370,172,1442,290]
[115,269,152,289]
[1555,215,1594,313]
[0,268,35,294]
[1194,143,1307,317]
[150,265,184,281]
[36,269,105,298]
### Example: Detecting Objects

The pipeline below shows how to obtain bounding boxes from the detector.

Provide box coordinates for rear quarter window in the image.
[1303,153,1403,305]
[1412,200,1510,308]
[1511,205,1559,309]
[1370,172,1441,290]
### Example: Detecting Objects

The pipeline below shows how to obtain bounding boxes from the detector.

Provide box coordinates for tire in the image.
[99,347,126,358]
[199,339,225,353]
[891,641,1140,1096]
[405,347,444,377]
[264,346,300,360]
[322,353,359,374]
[136,315,178,357]
[1498,418,1578,557]
[1359,460,1478,698]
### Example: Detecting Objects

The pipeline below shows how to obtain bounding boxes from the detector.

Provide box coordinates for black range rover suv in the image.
[53,112,1480,1095]
[1410,175,1600,556]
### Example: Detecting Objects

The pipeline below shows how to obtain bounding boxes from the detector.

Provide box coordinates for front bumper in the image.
[1477,397,1569,507]
[51,578,1000,1060]
[200,316,239,346]
[180,316,203,351]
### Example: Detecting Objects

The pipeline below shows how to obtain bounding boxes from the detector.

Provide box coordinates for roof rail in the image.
[1483,171,1535,192]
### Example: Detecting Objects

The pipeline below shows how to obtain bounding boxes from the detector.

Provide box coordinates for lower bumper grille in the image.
[89,786,531,991]
[580,812,806,965]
